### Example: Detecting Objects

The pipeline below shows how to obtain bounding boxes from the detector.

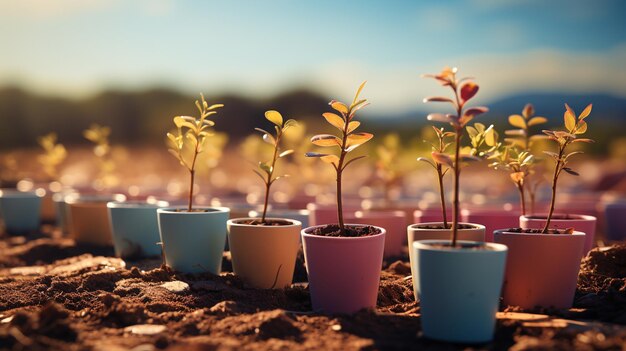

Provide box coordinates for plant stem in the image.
[516,182,526,216]
[436,164,448,228]
[187,142,200,212]
[451,130,461,247]
[542,146,564,233]
[261,134,281,223]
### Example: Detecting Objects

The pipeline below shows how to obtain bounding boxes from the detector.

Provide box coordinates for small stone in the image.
[331,324,342,331]
[160,281,189,293]
[124,324,166,336]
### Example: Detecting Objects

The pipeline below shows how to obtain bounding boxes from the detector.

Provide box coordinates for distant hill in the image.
[0,86,624,151]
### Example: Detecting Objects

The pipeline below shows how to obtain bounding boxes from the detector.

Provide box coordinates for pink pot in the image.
[301,224,385,313]
[494,229,585,309]
[345,210,406,257]
[520,214,597,254]
[462,209,520,242]
[306,203,361,227]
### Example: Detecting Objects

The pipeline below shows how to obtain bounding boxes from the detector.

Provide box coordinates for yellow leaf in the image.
[510,172,525,183]
[311,134,342,147]
[564,110,576,132]
[321,155,339,165]
[508,114,526,129]
[575,121,587,134]
[322,112,345,130]
[579,104,592,120]
[265,110,283,126]
[346,132,373,148]
[527,116,547,127]
[330,101,348,114]
[347,121,360,134]
[352,81,367,105]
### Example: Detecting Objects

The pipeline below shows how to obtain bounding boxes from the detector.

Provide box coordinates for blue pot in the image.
[157,207,230,274]
[413,240,507,343]
[0,189,43,234]
[108,201,169,258]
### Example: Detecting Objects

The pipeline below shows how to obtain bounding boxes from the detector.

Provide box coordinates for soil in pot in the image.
[307,224,382,237]
[233,219,294,226]
[504,227,574,234]
[414,223,477,230]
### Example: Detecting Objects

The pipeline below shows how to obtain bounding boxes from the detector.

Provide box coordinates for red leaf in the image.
[460,82,479,102]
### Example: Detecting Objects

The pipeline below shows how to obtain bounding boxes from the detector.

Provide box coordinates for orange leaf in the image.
[579,103,592,120]
[322,112,345,131]
[330,100,348,114]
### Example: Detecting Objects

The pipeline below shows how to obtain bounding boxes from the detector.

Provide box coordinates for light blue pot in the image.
[157,207,230,274]
[0,189,43,234]
[413,240,507,343]
[108,201,169,258]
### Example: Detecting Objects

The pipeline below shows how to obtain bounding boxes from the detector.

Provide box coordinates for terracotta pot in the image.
[413,240,507,343]
[493,229,585,309]
[306,203,360,227]
[462,208,520,242]
[157,207,230,274]
[407,223,485,300]
[520,214,596,254]
[227,218,301,289]
[0,189,43,234]
[301,224,385,313]
[108,201,169,258]
[345,210,406,257]
[68,201,114,246]
[604,201,626,241]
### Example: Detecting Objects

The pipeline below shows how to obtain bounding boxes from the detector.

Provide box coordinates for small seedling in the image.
[253,110,297,223]
[423,67,489,246]
[166,94,224,212]
[306,81,373,234]
[417,126,454,228]
[541,103,594,233]
[37,132,67,181]
[83,124,117,189]
[494,104,548,215]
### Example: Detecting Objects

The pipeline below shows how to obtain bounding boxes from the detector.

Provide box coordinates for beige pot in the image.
[227,218,301,289]
[407,222,485,300]
[68,201,113,246]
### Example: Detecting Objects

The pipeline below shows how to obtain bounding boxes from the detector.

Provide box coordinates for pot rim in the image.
[247,209,309,217]
[107,200,170,209]
[413,239,507,253]
[493,228,586,237]
[157,206,230,215]
[301,223,386,240]
[65,193,126,204]
[461,208,519,216]
[408,222,486,231]
[0,189,44,198]
[228,217,302,228]
[520,213,596,222]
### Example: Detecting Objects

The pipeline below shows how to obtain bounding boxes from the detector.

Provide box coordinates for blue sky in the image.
[1,0,625,112]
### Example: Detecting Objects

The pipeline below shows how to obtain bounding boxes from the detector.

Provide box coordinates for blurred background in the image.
[1,0,625,204]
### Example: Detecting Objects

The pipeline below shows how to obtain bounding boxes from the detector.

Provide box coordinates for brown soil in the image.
[307,224,382,237]
[413,223,477,230]
[234,219,294,226]
[1,228,626,350]
[503,227,575,234]
[422,242,496,250]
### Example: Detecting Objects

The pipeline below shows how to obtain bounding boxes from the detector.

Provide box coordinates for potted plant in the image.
[36,132,68,223]
[157,94,230,274]
[227,111,302,289]
[494,103,594,309]
[462,109,545,241]
[0,188,44,235]
[302,81,386,314]
[66,125,124,245]
[412,67,508,343]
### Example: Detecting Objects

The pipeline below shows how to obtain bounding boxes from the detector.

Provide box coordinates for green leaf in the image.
[259,161,272,174]
[265,110,283,126]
